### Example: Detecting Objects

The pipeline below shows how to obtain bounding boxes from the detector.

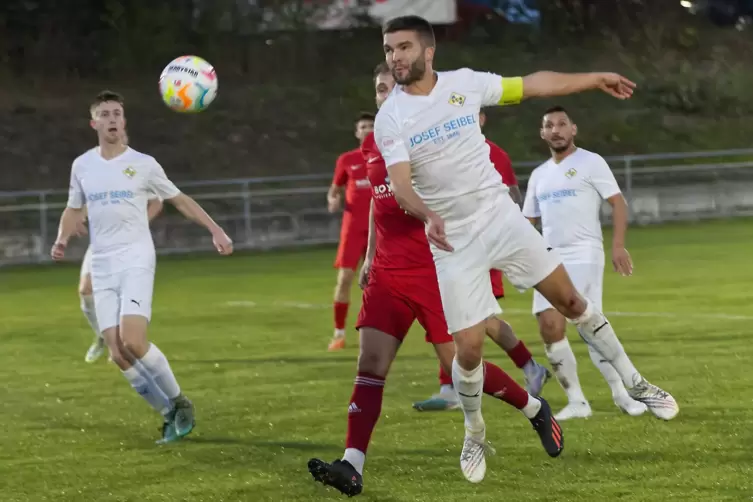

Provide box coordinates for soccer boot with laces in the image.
[459,430,495,483]
[524,362,551,397]
[529,397,564,457]
[84,336,106,363]
[627,375,679,420]
[172,395,196,438]
[308,458,363,497]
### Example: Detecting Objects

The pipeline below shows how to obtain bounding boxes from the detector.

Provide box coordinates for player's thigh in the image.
[119,268,155,322]
[356,275,415,344]
[401,274,453,345]
[533,264,586,319]
[567,262,605,311]
[486,197,561,291]
[334,226,367,270]
[433,241,500,335]
[92,275,121,333]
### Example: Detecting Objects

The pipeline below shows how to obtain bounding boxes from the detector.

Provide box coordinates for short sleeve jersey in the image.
[361,132,434,274]
[487,140,517,186]
[332,148,372,229]
[374,68,522,228]
[67,147,181,274]
[522,147,621,262]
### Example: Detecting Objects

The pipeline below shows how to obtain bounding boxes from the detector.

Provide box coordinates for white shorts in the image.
[91,268,155,331]
[80,246,92,278]
[532,260,604,315]
[433,189,562,334]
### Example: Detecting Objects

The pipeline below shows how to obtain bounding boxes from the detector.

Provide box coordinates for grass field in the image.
[1,219,752,501]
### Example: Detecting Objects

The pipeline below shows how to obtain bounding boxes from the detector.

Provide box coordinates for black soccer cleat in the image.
[530,397,564,458]
[308,458,363,497]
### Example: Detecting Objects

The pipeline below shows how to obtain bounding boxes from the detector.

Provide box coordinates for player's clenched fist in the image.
[51,241,67,261]
[212,230,233,255]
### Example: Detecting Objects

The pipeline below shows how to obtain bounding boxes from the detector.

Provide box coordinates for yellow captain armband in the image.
[499,77,523,106]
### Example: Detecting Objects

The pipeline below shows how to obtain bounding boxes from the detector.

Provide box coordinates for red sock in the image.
[506,341,533,369]
[334,302,349,331]
[345,372,385,454]
[483,361,529,409]
[438,365,453,386]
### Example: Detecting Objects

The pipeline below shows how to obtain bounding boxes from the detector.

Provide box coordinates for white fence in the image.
[2,148,753,266]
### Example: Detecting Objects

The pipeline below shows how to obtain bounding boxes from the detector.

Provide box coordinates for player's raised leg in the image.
[79,248,105,363]
[534,261,678,420]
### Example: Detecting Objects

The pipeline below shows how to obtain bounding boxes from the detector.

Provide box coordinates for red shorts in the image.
[334,223,368,270]
[490,269,505,298]
[356,269,453,345]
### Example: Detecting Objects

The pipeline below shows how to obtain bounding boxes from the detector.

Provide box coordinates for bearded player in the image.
[524,106,646,420]
[52,90,234,444]
[307,64,562,498]
[375,16,677,484]
[412,107,546,412]
[326,113,375,351]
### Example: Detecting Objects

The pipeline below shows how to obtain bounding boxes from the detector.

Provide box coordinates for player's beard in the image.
[392,58,425,85]
[548,138,572,154]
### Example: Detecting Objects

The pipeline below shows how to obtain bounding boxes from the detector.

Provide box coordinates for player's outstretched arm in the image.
[51,207,84,260]
[521,72,636,100]
[166,193,233,255]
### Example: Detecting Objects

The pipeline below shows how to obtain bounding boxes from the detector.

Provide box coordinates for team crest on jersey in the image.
[448,92,466,107]
[123,166,136,179]
[565,168,577,178]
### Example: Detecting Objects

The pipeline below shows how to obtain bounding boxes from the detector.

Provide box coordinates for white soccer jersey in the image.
[374,68,521,229]
[522,147,621,263]
[67,147,181,275]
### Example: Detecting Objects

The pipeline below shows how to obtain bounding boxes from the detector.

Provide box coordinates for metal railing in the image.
[2,148,753,266]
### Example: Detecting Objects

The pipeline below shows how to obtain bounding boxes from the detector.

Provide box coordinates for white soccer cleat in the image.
[627,378,679,421]
[85,337,106,363]
[459,433,494,483]
[554,401,592,421]
[613,395,648,416]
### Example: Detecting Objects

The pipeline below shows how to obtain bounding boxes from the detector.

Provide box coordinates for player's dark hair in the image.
[90,90,124,115]
[373,61,390,78]
[382,16,436,47]
[355,112,375,125]
[543,105,571,120]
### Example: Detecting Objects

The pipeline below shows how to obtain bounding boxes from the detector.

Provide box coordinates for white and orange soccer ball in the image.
[159,55,218,113]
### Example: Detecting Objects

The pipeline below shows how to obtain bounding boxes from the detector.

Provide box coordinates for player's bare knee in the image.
[453,326,485,369]
[537,310,566,345]
[119,317,150,358]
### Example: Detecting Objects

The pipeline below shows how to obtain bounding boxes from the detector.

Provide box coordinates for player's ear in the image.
[89,119,96,131]
[572,123,578,137]
[425,45,435,65]
[539,128,546,140]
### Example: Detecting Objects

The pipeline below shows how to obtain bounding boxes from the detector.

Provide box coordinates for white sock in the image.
[343,448,366,475]
[139,344,182,400]
[571,301,642,388]
[586,344,630,399]
[122,365,172,415]
[80,294,101,338]
[545,338,587,404]
[439,384,455,395]
[521,394,542,419]
[451,358,485,438]
[334,329,346,339]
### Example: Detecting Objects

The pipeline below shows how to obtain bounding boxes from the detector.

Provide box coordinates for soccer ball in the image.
[159,55,218,113]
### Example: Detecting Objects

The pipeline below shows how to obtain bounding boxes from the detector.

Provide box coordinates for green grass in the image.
[1,219,753,501]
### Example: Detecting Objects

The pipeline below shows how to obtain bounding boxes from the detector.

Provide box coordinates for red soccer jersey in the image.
[361,132,434,274]
[332,147,372,230]
[487,139,518,187]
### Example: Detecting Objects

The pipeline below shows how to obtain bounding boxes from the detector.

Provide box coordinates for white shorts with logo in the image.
[432,188,562,334]
[91,267,155,331]
[80,246,92,278]
[532,258,604,315]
